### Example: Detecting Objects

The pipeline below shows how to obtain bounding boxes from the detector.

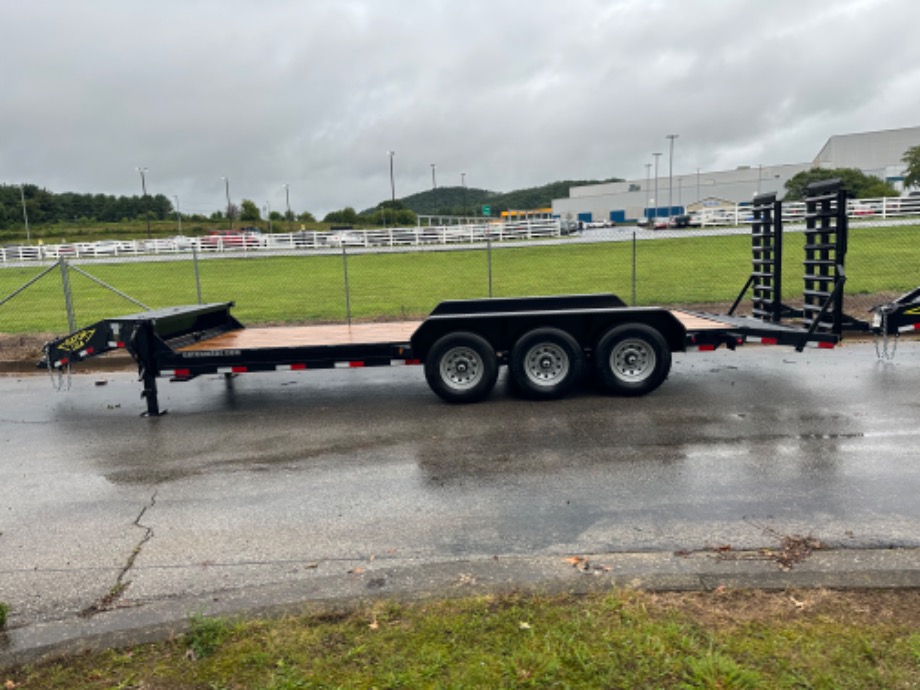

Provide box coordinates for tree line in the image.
[0,184,176,229]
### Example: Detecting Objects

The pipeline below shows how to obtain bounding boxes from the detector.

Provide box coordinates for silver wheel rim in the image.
[523,342,569,387]
[440,346,484,390]
[610,338,655,382]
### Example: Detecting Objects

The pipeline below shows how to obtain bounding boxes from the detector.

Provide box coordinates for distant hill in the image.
[368,178,623,217]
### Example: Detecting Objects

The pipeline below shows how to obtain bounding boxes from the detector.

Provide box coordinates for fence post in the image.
[342,245,352,326]
[631,231,637,306]
[192,245,203,304]
[59,258,76,332]
[487,238,493,298]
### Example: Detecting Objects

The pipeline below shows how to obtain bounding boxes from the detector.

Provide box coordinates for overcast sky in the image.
[2,0,919,218]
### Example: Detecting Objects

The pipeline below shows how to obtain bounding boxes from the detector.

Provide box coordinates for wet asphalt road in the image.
[2,341,920,630]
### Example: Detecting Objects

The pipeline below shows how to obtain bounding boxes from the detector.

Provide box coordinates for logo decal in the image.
[59,328,96,352]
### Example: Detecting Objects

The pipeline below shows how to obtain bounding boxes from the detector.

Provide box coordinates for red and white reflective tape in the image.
[686,344,717,352]
[746,336,779,345]
[160,358,423,377]
[899,323,920,333]
[108,341,125,348]
[803,341,835,349]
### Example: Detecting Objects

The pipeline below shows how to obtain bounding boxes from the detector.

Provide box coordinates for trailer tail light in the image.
[277,363,307,371]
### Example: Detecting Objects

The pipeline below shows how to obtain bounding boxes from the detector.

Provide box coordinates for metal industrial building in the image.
[552,126,920,225]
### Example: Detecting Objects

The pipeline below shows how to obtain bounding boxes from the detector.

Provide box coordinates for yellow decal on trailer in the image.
[59,328,96,352]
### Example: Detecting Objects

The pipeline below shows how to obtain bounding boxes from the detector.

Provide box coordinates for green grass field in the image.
[9,589,920,688]
[2,225,918,335]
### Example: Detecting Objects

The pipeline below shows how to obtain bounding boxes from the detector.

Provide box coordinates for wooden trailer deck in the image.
[177,311,730,353]
[178,321,422,352]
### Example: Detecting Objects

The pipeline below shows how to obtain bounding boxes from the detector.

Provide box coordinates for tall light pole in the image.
[696,168,701,203]
[221,176,232,232]
[666,134,678,217]
[653,153,662,220]
[174,194,182,235]
[431,163,437,217]
[644,163,652,223]
[19,183,30,243]
[387,151,396,202]
[265,202,273,233]
[136,167,150,239]
[283,183,292,233]
[461,172,467,217]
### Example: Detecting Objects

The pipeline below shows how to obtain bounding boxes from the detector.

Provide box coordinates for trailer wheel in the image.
[509,328,583,399]
[595,323,671,396]
[425,332,498,403]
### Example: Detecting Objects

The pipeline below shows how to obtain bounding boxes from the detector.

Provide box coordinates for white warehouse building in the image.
[552,125,920,225]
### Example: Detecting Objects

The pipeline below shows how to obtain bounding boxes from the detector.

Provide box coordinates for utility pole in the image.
[431,163,437,218]
[136,167,151,239]
[653,153,662,221]
[19,184,30,243]
[174,195,182,235]
[283,183,292,233]
[222,176,232,232]
[666,134,678,218]
[461,172,467,217]
[388,151,396,202]
[644,164,651,223]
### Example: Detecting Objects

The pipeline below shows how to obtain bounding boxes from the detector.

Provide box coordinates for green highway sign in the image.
[482,205,491,216]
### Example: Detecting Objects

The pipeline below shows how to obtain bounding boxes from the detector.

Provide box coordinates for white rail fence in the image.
[693,195,920,227]
[1,219,563,264]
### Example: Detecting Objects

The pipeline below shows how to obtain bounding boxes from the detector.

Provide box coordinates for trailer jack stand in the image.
[140,370,166,417]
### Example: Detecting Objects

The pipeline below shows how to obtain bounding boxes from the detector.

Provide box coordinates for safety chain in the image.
[45,345,72,391]
[873,308,899,361]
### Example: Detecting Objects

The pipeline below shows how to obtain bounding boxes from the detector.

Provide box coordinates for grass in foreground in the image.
[6,589,920,689]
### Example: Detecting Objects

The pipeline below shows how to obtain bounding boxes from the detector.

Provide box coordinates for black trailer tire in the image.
[425,331,499,403]
[595,323,671,396]
[509,328,584,399]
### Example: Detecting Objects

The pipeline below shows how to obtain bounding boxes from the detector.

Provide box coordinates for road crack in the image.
[81,490,157,617]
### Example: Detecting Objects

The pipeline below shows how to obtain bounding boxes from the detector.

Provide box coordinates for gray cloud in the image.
[1,0,918,218]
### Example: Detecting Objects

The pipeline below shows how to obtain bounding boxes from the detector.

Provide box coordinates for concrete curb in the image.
[3,546,920,670]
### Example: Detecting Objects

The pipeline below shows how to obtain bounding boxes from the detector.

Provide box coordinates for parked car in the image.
[91,240,122,255]
[323,230,366,247]
[201,230,261,249]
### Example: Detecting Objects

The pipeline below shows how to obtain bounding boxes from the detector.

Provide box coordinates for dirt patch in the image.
[0,333,52,363]
[644,588,920,629]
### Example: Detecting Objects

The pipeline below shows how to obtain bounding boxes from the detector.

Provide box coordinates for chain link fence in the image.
[2,215,920,360]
